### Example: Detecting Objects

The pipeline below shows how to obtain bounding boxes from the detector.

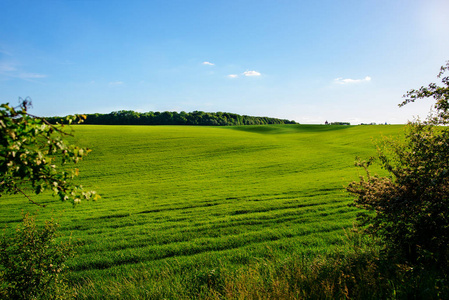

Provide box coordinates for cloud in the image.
[0,48,13,56]
[0,62,47,80]
[334,76,371,84]
[0,63,16,72]
[227,71,262,78]
[18,72,47,79]
[202,61,214,66]
[109,81,124,86]
[243,70,261,77]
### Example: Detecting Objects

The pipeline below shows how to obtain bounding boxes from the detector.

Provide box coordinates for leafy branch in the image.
[0,98,99,206]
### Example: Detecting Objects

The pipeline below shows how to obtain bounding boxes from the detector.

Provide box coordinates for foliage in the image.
[348,62,449,270]
[0,99,99,206]
[0,213,75,299]
[330,121,351,125]
[400,61,449,125]
[45,110,297,126]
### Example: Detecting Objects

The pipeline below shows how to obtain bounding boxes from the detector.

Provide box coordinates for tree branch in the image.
[16,188,46,208]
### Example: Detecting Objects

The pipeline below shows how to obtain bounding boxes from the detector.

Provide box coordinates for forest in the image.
[46,110,297,126]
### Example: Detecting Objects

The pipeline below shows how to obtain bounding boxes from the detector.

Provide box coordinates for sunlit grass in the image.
[0,124,404,297]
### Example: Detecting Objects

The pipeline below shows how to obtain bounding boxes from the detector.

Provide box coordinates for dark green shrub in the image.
[347,62,449,270]
[0,213,75,299]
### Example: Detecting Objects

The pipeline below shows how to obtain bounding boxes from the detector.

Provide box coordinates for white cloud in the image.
[0,63,16,72]
[109,81,124,86]
[243,70,261,77]
[0,48,13,56]
[334,76,371,84]
[0,62,47,80]
[227,74,238,78]
[18,72,47,79]
[202,61,214,66]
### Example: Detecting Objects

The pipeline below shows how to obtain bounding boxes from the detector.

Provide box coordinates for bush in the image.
[347,62,449,270]
[347,123,449,268]
[0,213,75,299]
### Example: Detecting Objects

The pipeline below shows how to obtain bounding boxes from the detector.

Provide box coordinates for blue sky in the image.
[1,0,448,124]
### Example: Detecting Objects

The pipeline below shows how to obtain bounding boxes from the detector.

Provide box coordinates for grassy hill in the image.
[0,124,404,298]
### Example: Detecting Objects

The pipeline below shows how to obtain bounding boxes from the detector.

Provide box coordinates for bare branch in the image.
[16,188,46,208]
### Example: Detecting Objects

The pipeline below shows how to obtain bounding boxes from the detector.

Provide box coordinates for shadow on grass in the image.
[225,124,354,135]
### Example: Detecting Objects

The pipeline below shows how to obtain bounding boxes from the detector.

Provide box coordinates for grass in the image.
[0,124,405,298]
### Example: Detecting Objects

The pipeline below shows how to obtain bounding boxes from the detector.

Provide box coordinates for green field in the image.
[0,124,404,297]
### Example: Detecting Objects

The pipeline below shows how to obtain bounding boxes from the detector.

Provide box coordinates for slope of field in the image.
[0,124,404,296]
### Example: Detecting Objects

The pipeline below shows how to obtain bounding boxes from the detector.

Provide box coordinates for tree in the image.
[400,61,449,125]
[0,213,75,299]
[0,99,99,206]
[347,61,449,270]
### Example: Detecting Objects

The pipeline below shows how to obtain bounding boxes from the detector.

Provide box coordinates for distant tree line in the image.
[46,110,297,126]
[329,122,350,125]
